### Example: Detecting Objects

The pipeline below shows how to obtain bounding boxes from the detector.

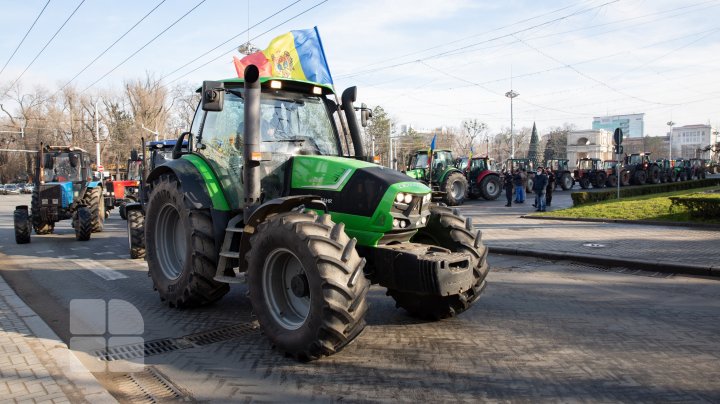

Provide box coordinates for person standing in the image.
[545,168,555,207]
[503,170,514,207]
[513,169,525,203]
[532,167,548,211]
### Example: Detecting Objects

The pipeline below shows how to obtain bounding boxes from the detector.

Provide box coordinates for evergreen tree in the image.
[527,121,540,167]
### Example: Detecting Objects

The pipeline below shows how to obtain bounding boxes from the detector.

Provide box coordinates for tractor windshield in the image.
[471,158,487,171]
[433,151,453,171]
[45,153,82,182]
[603,161,617,170]
[410,154,429,169]
[628,155,643,165]
[578,160,594,170]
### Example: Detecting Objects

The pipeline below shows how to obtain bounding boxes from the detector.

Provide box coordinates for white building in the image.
[592,113,644,138]
[670,124,716,159]
[566,129,614,168]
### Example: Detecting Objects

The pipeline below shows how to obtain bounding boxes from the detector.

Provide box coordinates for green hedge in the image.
[669,195,720,219]
[571,178,720,206]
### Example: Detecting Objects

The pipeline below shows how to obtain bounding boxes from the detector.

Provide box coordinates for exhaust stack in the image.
[243,65,262,222]
[341,86,365,158]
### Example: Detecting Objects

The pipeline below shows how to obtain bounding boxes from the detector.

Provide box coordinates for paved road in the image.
[1,193,719,402]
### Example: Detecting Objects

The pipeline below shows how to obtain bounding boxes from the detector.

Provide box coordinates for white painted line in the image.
[72,259,128,280]
[70,246,89,251]
[58,255,79,259]
[36,249,55,254]
[93,252,115,256]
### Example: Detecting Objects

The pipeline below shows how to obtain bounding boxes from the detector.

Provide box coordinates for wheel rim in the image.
[262,248,310,330]
[155,203,185,280]
[452,180,463,199]
[486,181,497,195]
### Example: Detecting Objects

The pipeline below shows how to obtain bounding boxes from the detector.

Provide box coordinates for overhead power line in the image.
[81,0,207,93]
[0,0,51,79]
[3,0,86,95]
[58,0,167,93]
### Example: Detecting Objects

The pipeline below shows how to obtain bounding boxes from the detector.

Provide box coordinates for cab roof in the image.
[210,77,335,96]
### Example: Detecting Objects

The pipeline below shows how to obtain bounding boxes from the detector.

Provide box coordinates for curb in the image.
[0,276,118,403]
[519,215,720,229]
[488,246,720,278]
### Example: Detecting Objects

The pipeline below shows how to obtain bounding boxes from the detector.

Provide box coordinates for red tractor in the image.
[458,156,501,200]
[104,151,142,220]
[574,158,605,189]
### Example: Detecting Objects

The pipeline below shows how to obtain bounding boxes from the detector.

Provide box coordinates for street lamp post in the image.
[667,121,674,160]
[505,90,519,158]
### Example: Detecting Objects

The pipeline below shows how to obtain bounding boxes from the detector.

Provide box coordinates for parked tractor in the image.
[602,160,630,187]
[406,149,468,205]
[124,139,186,258]
[140,69,489,361]
[458,156,501,200]
[108,151,142,220]
[688,158,707,180]
[504,158,535,193]
[574,158,605,189]
[624,152,661,185]
[656,159,676,183]
[546,158,574,190]
[13,145,105,244]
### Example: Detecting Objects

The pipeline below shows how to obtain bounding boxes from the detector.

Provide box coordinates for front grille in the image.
[39,184,62,206]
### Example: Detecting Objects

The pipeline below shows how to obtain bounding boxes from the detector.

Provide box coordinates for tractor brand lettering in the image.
[320,197,333,205]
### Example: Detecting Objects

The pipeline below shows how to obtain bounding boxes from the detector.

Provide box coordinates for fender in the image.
[475,171,497,185]
[145,155,229,211]
[235,195,327,272]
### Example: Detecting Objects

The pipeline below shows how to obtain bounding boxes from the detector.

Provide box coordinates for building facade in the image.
[566,129,614,168]
[670,124,716,160]
[592,113,645,138]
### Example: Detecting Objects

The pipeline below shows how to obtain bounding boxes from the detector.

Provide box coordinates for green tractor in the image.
[141,67,489,361]
[13,145,105,244]
[405,149,468,205]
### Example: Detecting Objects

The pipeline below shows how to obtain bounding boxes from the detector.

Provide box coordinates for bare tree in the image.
[455,118,487,157]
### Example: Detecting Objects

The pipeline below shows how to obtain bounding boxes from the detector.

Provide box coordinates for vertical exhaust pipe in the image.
[37,142,44,185]
[243,65,261,222]
[341,86,365,159]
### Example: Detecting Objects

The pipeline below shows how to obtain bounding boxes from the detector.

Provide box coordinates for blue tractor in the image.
[13,145,106,244]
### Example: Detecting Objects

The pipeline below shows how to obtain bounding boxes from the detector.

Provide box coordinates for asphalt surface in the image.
[0,190,719,402]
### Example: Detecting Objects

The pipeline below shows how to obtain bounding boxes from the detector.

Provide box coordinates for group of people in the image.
[502,167,555,211]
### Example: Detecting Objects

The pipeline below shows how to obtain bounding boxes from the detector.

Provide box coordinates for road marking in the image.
[72,259,128,280]
[71,246,90,251]
[36,249,55,253]
[93,252,115,256]
[58,255,79,259]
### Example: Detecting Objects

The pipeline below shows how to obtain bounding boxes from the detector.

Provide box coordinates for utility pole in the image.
[95,101,101,175]
[667,121,675,160]
[505,90,519,158]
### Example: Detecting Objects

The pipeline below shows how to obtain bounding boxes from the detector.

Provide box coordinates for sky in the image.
[0,0,718,138]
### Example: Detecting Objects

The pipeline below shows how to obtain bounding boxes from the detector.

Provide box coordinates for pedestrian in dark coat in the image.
[532,167,548,211]
[513,169,525,203]
[545,168,555,207]
[503,170,513,207]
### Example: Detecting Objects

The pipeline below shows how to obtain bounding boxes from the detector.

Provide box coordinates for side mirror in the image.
[201,81,225,112]
[69,153,79,168]
[360,103,372,127]
[44,153,54,170]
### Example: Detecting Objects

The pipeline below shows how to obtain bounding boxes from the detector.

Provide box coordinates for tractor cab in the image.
[406,149,467,205]
[39,146,92,208]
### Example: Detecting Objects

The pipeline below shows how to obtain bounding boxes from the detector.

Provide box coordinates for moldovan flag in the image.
[233,27,334,86]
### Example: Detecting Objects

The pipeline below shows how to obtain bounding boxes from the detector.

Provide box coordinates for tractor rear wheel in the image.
[14,206,30,244]
[648,166,660,184]
[479,175,501,200]
[145,174,229,307]
[669,170,677,182]
[85,187,105,232]
[559,173,573,190]
[594,172,607,188]
[443,172,467,206]
[247,211,369,361]
[30,189,53,234]
[680,171,688,181]
[620,170,631,186]
[73,206,92,241]
[606,174,618,188]
[127,210,145,259]
[393,206,488,320]
[634,170,647,185]
[579,177,590,189]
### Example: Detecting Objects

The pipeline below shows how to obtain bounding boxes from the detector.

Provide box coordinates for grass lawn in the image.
[533,186,720,224]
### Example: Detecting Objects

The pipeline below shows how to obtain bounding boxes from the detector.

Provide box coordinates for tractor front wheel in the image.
[606,174,618,188]
[14,206,30,244]
[394,206,489,320]
[594,172,607,188]
[443,172,468,206]
[127,209,145,259]
[579,177,590,189]
[73,206,92,241]
[31,189,53,234]
[620,170,631,186]
[85,187,105,232]
[247,211,370,361]
[634,170,647,185]
[145,174,229,307]
[559,173,573,190]
[648,166,661,184]
[479,175,501,200]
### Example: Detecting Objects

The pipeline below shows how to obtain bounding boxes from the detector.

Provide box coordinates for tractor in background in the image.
[603,160,630,187]
[13,145,105,243]
[139,69,488,361]
[656,159,676,183]
[504,158,535,193]
[545,158,574,190]
[457,156,501,200]
[624,152,661,185]
[406,149,468,205]
[688,158,707,180]
[107,150,142,220]
[574,158,605,189]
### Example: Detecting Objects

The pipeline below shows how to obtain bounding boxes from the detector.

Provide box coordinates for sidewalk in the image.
[460,191,720,277]
[0,276,116,403]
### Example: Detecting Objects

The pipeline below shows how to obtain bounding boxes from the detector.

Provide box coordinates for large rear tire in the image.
[559,173,573,190]
[606,174,618,188]
[579,177,590,189]
[479,175,501,200]
[247,211,369,361]
[73,206,92,241]
[391,206,488,320]
[443,172,467,206]
[594,172,606,188]
[145,174,229,307]
[128,209,145,259]
[30,188,53,234]
[14,206,30,244]
[85,187,105,233]
[634,170,646,185]
[620,170,631,186]
[647,165,660,184]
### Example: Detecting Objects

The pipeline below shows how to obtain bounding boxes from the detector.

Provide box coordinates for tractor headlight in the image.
[403,193,413,204]
[395,193,405,203]
[423,193,431,204]
[392,219,400,228]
